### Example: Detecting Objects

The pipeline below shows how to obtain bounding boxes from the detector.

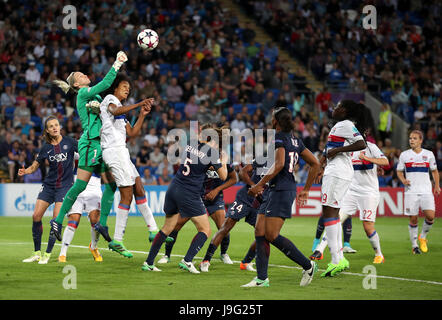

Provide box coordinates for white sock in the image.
[136,196,158,232]
[408,223,418,248]
[60,222,77,256]
[368,230,382,256]
[324,218,340,264]
[90,223,100,249]
[317,236,328,253]
[114,204,130,242]
[420,219,434,239]
[337,221,344,260]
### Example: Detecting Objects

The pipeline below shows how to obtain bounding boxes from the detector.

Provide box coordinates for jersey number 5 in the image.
[182,158,192,176]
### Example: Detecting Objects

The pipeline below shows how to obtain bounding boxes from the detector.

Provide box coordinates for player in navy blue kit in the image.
[242,107,321,287]
[200,160,267,272]
[157,160,237,265]
[142,126,228,273]
[20,116,77,264]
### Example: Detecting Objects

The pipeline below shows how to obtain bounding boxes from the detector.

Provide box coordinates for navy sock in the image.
[165,230,179,257]
[184,232,207,263]
[315,216,325,239]
[255,235,270,281]
[220,234,230,255]
[46,232,57,254]
[32,221,43,252]
[203,243,218,262]
[271,235,311,270]
[242,240,256,264]
[146,230,167,265]
[343,217,352,243]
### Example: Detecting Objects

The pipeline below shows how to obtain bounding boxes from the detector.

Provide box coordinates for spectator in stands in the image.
[136,146,151,168]
[184,95,199,120]
[141,168,157,186]
[144,127,159,147]
[315,86,331,120]
[231,112,246,133]
[378,103,393,144]
[13,100,31,129]
[391,87,411,122]
[149,146,165,169]
[166,77,183,102]
[157,167,172,185]
[25,61,40,84]
[1,85,16,108]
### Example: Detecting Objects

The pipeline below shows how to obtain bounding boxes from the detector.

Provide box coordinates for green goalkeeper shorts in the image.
[78,138,108,174]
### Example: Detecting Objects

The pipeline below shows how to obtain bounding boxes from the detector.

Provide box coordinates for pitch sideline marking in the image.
[5,241,442,286]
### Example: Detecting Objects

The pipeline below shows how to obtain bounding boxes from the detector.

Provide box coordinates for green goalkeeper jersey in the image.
[77,66,117,142]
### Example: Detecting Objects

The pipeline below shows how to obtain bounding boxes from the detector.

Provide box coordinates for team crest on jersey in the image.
[63,145,68,150]
[291,138,298,147]
[423,156,428,161]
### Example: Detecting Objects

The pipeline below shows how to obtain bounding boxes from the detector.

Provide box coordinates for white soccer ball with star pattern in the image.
[137,29,159,51]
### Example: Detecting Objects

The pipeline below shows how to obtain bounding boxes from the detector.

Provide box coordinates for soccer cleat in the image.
[200,260,210,272]
[141,262,161,272]
[38,252,51,264]
[220,253,233,264]
[108,240,133,258]
[418,235,428,253]
[49,219,63,241]
[321,263,340,277]
[148,231,174,243]
[300,261,318,287]
[89,243,103,262]
[240,262,256,272]
[312,238,321,252]
[338,257,350,271]
[412,247,421,255]
[309,250,323,261]
[94,223,112,242]
[179,259,200,274]
[22,251,41,263]
[58,255,66,263]
[157,255,170,264]
[343,242,357,253]
[241,277,270,287]
[373,255,385,264]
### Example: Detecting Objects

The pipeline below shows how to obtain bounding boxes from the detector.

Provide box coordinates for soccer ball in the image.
[137,29,159,51]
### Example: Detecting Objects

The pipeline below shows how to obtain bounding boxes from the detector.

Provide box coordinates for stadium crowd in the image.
[0,0,441,186]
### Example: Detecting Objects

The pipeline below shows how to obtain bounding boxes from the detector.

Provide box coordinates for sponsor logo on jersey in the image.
[49,152,68,162]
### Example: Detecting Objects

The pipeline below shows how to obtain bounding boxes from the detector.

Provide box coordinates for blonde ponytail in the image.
[53,72,77,94]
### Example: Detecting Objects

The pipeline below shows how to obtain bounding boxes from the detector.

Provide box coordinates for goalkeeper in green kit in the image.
[50,51,131,257]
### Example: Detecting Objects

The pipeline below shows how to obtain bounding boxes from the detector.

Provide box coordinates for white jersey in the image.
[323,119,364,181]
[347,141,387,196]
[100,94,127,150]
[397,148,437,195]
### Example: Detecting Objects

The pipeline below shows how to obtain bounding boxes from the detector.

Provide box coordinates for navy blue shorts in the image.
[263,189,296,219]
[226,200,257,226]
[164,182,206,218]
[37,183,73,205]
[257,190,270,214]
[204,195,225,215]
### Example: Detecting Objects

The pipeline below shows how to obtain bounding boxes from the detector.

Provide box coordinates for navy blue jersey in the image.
[236,160,268,207]
[172,142,223,193]
[36,136,77,188]
[270,131,305,191]
[202,164,234,196]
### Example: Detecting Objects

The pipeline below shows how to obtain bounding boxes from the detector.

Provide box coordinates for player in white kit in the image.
[58,164,103,262]
[312,138,389,264]
[99,75,168,258]
[396,130,440,254]
[316,100,368,277]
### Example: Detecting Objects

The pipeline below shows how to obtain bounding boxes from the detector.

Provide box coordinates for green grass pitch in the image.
[1,216,441,300]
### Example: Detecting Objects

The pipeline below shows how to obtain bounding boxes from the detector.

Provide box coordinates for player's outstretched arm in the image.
[358,152,389,166]
[206,169,238,201]
[327,140,366,159]
[239,164,254,186]
[109,98,154,117]
[126,101,152,137]
[18,161,40,176]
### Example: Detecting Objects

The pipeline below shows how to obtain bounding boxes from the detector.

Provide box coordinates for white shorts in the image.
[321,175,351,208]
[103,146,139,187]
[340,191,379,222]
[404,193,435,216]
[67,189,102,216]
